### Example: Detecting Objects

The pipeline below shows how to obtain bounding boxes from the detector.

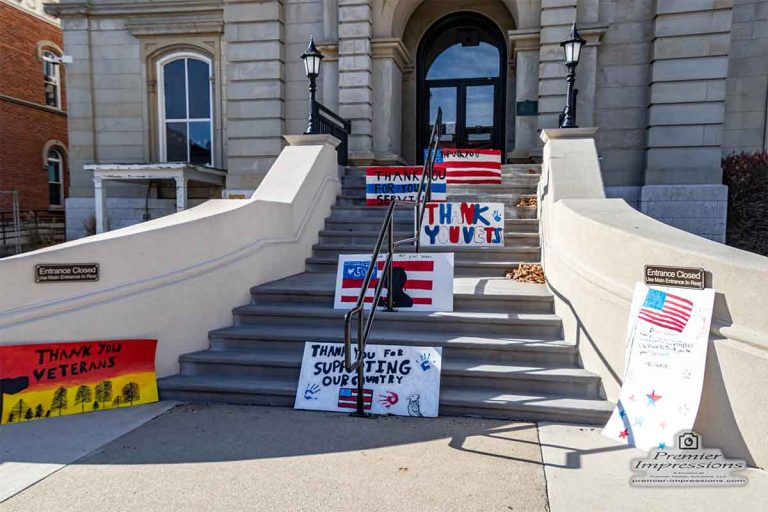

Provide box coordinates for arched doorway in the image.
[417,12,507,161]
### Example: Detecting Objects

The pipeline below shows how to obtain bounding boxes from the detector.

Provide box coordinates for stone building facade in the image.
[1,0,69,213]
[45,0,768,242]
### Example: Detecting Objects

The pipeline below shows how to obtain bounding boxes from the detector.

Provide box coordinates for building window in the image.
[42,51,61,108]
[47,149,64,206]
[158,53,213,166]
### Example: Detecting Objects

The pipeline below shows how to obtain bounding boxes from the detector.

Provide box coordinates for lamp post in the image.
[301,36,324,134]
[559,23,586,128]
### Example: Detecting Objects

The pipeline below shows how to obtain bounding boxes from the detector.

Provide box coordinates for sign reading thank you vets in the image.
[294,342,442,417]
[419,202,504,247]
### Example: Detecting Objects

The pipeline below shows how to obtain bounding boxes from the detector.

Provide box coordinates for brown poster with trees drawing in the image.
[0,339,157,424]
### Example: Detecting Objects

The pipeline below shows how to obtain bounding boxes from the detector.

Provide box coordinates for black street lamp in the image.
[301,36,324,134]
[559,23,586,128]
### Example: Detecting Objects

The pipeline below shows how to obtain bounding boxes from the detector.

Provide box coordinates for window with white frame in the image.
[158,53,213,166]
[47,149,64,206]
[42,51,61,108]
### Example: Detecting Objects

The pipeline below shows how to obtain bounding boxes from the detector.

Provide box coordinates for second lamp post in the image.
[301,36,324,135]
[559,23,586,128]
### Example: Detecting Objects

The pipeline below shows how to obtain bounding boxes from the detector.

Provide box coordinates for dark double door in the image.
[427,77,500,150]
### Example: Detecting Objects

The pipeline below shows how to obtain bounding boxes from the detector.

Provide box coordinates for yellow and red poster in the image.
[0,339,158,424]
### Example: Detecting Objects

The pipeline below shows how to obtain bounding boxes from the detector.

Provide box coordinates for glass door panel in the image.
[429,86,458,147]
[464,85,495,149]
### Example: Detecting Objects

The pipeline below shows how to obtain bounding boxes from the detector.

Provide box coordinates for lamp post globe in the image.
[301,36,324,134]
[559,23,586,128]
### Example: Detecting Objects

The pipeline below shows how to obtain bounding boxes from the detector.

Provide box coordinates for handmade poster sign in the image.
[602,284,715,452]
[0,339,158,424]
[334,253,454,312]
[365,166,446,206]
[294,342,442,417]
[430,148,502,184]
[419,202,504,247]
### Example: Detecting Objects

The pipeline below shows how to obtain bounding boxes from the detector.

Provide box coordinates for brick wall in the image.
[0,3,69,212]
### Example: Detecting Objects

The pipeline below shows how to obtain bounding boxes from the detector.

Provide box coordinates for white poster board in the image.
[365,166,446,205]
[602,283,715,451]
[294,342,442,417]
[334,253,454,312]
[418,201,504,247]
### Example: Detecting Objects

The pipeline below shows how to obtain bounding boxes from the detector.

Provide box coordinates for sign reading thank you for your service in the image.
[35,264,100,283]
[644,265,704,290]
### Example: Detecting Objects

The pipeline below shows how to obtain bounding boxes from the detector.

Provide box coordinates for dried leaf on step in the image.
[505,264,545,284]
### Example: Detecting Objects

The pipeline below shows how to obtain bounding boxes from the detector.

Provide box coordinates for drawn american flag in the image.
[638,289,693,333]
[432,148,502,185]
[338,387,373,410]
[338,258,435,306]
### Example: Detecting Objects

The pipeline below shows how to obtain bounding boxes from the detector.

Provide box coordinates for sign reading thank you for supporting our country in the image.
[294,342,442,417]
[644,265,705,290]
[0,339,158,424]
[35,263,100,283]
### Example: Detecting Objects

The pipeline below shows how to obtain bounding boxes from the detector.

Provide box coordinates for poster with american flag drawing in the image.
[603,283,715,452]
[333,253,454,312]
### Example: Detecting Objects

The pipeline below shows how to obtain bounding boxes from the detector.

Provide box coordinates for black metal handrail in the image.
[314,100,351,165]
[341,108,442,416]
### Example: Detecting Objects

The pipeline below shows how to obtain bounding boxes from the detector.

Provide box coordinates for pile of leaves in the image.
[722,152,768,256]
[506,263,546,284]
[517,196,538,208]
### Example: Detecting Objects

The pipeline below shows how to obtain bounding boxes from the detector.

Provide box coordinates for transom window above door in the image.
[158,53,213,166]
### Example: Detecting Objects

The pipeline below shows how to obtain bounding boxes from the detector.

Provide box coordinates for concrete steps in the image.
[310,243,541,263]
[250,273,552,312]
[324,217,540,233]
[160,373,611,424]
[206,325,579,366]
[318,230,540,246]
[176,347,601,397]
[158,163,614,425]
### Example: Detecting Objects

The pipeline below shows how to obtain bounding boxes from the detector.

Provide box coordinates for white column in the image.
[508,29,540,160]
[93,177,106,234]
[338,0,374,163]
[175,177,188,212]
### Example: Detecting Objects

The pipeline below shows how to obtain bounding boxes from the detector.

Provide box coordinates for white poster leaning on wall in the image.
[602,283,715,452]
[294,342,442,417]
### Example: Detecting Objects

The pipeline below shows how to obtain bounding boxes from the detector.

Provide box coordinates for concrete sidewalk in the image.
[538,423,767,512]
[2,404,766,511]
[1,404,548,512]
[0,401,176,502]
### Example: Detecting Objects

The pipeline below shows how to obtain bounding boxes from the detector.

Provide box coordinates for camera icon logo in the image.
[678,431,700,450]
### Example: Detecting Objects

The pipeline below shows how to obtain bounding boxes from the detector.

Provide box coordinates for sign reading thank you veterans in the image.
[644,265,705,290]
[35,263,100,283]
[294,342,442,417]
[0,339,158,424]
